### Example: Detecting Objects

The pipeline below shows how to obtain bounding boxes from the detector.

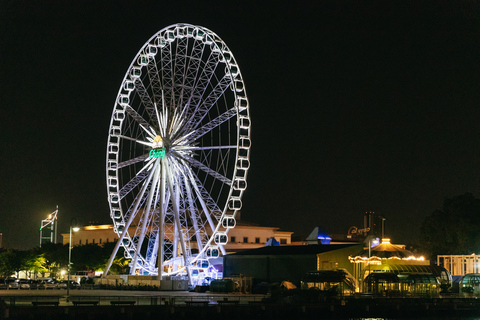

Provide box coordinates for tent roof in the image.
[350,239,417,260]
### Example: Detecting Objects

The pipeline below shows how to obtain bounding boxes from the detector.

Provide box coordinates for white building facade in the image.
[62,222,293,253]
[437,254,480,276]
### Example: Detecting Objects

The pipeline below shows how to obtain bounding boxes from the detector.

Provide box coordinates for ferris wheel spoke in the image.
[124,105,155,134]
[173,37,189,109]
[134,78,158,124]
[177,145,236,152]
[181,153,231,186]
[184,164,223,221]
[146,56,164,105]
[119,160,154,200]
[117,154,149,169]
[118,135,152,147]
[184,73,232,133]
[160,42,174,110]
[178,40,205,118]
[186,106,241,143]
[184,165,226,256]
[181,51,220,128]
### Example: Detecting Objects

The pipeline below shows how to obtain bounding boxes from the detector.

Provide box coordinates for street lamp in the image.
[366,236,379,292]
[67,219,80,298]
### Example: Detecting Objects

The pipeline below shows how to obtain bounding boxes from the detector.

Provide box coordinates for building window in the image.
[79,239,82,245]
[255,237,260,244]
[85,239,88,245]
[92,239,95,244]
[243,237,248,243]
[99,238,102,244]
[106,238,109,243]
[231,236,236,243]
[280,239,287,244]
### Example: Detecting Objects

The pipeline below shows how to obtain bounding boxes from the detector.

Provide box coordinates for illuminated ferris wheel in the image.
[103,24,251,284]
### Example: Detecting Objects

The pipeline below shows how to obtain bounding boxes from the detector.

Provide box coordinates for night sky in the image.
[1,1,479,250]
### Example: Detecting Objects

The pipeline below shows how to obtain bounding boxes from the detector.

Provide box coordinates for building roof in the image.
[228,244,358,256]
[367,264,447,276]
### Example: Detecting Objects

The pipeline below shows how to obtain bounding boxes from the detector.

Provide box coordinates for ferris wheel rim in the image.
[105,23,251,278]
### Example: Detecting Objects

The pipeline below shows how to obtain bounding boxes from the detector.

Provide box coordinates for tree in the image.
[70,241,127,274]
[420,193,480,259]
[109,256,130,275]
[23,252,48,279]
[35,242,68,278]
[71,243,105,273]
[0,249,27,278]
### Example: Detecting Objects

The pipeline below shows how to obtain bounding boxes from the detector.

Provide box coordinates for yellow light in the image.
[48,214,52,219]
[84,225,112,230]
[72,227,80,232]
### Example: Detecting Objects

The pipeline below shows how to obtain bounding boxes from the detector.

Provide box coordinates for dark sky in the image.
[1,1,479,250]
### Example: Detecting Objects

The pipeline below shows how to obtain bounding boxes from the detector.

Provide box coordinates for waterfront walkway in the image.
[1,289,480,319]
[0,288,266,307]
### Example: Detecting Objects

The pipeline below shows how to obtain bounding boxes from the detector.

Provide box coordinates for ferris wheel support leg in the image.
[157,159,166,278]
[185,168,227,257]
[131,158,161,274]
[165,159,192,285]
[183,175,204,253]
[103,164,157,277]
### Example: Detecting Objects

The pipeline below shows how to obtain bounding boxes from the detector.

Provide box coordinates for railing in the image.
[0,294,267,307]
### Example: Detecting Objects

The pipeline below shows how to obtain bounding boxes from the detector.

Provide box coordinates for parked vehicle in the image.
[69,280,81,290]
[5,278,19,289]
[29,280,40,289]
[58,280,81,290]
[18,279,30,289]
[43,279,59,289]
[57,280,67,289]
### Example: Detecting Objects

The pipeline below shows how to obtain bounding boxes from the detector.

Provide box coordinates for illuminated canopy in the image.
[349,238,424,264]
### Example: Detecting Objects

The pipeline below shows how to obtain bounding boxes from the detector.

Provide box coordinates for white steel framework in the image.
[103,24,251,285]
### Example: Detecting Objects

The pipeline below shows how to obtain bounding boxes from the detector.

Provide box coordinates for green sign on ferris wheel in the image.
[149,148,165,159]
